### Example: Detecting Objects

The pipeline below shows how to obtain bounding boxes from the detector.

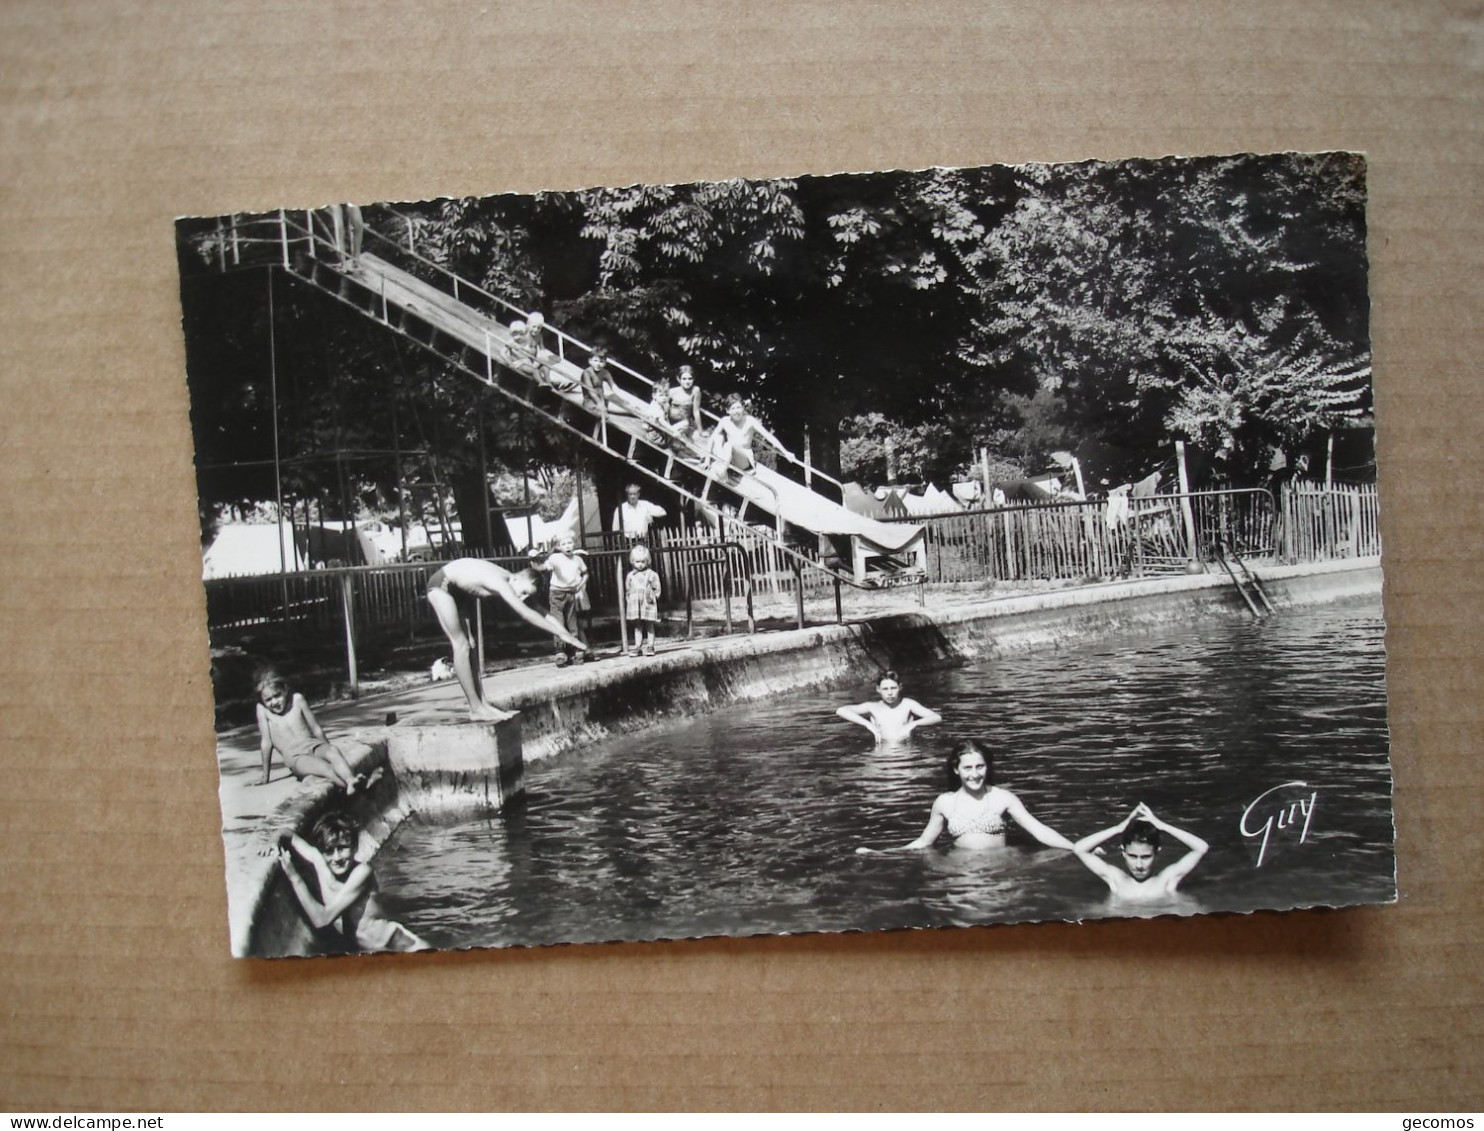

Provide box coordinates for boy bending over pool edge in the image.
[426,557,589,722]
[1072,803,1208,903]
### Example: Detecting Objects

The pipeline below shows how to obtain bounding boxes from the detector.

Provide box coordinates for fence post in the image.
[616,557,628,653]
[339,573,359,698]
[1003,510,1018,580]
[792,560,805,630]
[1175,440,1198,561]
[723,558,734,635]
[834,577,843,624]
[475,599,486,679]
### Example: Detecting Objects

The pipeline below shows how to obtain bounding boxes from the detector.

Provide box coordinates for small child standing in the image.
[277,811,427,953]
[254,669,375,793]
[531,533,589,666]
[624,543,662,657]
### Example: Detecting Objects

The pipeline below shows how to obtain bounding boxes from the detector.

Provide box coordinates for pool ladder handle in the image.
[1214,542,1275,618]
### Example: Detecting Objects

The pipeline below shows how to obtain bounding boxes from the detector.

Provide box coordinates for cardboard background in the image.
[2,0,1479,1111]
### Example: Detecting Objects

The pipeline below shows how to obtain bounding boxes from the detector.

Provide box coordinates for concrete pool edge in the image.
[227,555,1381,956]
[498,556,1383,763]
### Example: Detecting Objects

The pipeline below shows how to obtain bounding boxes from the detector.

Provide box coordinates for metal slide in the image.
[222,208,926,588]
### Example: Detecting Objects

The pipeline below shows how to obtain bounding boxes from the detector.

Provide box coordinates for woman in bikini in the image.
[856,739,1075,854]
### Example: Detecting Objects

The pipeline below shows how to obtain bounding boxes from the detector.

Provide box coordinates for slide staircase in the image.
[220,208,925,589]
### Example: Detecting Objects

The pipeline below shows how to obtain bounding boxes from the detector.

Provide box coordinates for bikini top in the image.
[945,791,1008,838]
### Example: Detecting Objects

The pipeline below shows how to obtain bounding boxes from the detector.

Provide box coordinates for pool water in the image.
[376,599,1394,948]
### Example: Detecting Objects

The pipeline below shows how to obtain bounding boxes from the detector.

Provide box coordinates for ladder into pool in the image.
[1214,542,1275,618]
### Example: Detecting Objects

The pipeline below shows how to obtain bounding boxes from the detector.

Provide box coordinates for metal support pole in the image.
[267,271,290,634]
[793,561,805,630]
[616,557,629,652]
[1175,440,1198,562]
[834,577,843,624]
[339,573,359,697]
[475,599,486,679]
[478,405,494,555]
[724,562,733,635]
[521,421,535,551]
[575,445,587,548]
[391,386,409,564]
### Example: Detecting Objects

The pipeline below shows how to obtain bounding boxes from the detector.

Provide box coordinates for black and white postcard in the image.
[175,152,1391,958]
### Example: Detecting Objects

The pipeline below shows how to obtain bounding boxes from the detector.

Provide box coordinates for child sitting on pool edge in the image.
[254,668,379,794]
[277,811,427,954]
[624,544,661,657]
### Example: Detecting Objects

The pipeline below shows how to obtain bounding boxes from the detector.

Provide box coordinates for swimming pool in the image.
[375,597,1393,948]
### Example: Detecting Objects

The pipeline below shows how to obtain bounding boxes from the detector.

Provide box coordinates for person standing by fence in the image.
[613,483,666,543]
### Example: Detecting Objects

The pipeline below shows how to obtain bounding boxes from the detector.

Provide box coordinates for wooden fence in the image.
[1280,481,1382,562]
[892,488,1281,585]
[204,482,1377,640]
[204,525,832,638]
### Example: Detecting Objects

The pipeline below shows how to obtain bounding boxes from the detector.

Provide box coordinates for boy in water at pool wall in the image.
[254,669,377,793]
[836,670,942,743]
[624,544,662,657]
[426,557,589,722]
[1071,802,1209,903]
[530,533,589,667]
[277,811,427,954]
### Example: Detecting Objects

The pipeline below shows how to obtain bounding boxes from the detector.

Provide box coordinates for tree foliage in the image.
[178,152,1370,550]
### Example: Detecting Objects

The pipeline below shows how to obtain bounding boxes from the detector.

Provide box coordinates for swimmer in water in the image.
[1071,802,1208,904]
[835,670,942,743]
[426,557,588,722]
[856,739,1074,854]
[277,811,427,954]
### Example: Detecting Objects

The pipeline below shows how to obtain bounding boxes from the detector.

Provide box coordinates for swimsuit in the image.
[263,706,333,775]
[945,792,1008,838]
[426,566,451,595]
[714,417,759,470]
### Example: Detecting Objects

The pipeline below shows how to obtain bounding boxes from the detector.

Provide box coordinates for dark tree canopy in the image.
[177,152,1370,546]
